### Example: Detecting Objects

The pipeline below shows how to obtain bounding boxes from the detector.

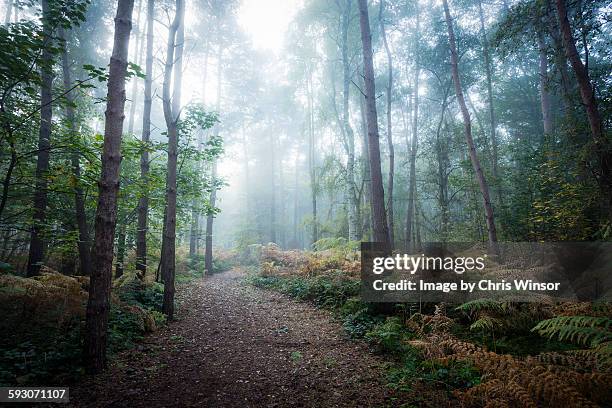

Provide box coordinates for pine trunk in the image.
[60,27,92,276]
[26,0,53,277]
[84,0,134,373]
[358,0,389,248]
[161,0,184,320]
[136,0,154,278]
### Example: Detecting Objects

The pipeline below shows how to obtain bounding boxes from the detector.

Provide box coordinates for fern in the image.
[456,299,507,315]
[532,316,611,347]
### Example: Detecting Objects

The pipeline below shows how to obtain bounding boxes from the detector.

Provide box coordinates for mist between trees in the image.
[0,0,610,377]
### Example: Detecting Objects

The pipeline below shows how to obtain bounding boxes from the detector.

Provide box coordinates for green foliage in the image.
[107,305,145,351]
[0,321,83,386]
[386,346,480,393]
[532,316,611,347]
[366,317,412,355]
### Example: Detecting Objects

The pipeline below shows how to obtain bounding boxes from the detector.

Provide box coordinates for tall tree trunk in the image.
[443,0,498,248]
[204,44,222,275]
[555,0,611,219]
[358,0,389,247]
[60,27,91,276]
[436,84,451,243]
[27,0,53,277]
[477,0,502,205]
[84,0,134,374]
[405,2,419,252]
[161,0,184,320]
[379,0,394,248]
[358,84,372,239]
[537,29,553,136]
[339,0,359,242]
[136,0,153,278]
[307,69,318,245]
[127,0,143,135]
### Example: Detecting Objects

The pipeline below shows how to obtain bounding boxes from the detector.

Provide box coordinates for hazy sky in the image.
[238,0,303,53]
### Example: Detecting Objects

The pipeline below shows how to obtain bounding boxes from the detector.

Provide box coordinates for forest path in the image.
[68,268,397,407]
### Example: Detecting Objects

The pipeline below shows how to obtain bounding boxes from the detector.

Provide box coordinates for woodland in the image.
[0,0,610,406]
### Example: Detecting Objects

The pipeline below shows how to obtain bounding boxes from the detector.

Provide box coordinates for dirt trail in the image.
[68,269,398,407]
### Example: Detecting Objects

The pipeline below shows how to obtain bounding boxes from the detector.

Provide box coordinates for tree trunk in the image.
[204,162,217,273]
[339,0,359,242]
[136,0,153,278]
[60,27,91,276]
[555,0,611,217]
[537,29,553,135]
[307,69,318,245]
[127,0,143,135]
[358,0,389,247]
[84,0,134,374]
[405,2,419,252]
[442,0,498,248]
[27,0,53,277]
[477,0,502,205]
[160,0,184,320]
[205,43,222,275]
[358,83,371,239]
[379,0,394,248]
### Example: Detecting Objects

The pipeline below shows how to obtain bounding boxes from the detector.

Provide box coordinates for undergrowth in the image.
[0,269,167,386]
[248,244,612,406]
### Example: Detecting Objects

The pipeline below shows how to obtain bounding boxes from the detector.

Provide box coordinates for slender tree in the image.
[204,43,222,275]
[358,0,389,247]
[26,0,53,277]
[379,0,395,247]
[84,0,135,373]
[135,0,154,278]
[340,0,359,241]
[555,0,611,219]
[477,0,502,205]
[405,0,419,252]
[442,0,498,247]
[60,27,91,276]
[160,0,184,319]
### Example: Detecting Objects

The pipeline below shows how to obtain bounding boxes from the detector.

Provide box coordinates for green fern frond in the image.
[532,316,612,347]
[470,315,505,332]
[456,299,506,315]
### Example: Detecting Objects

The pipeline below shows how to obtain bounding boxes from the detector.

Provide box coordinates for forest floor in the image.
[66,268,402,407]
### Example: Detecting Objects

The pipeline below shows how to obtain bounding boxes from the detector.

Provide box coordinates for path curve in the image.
[68,269,397,407]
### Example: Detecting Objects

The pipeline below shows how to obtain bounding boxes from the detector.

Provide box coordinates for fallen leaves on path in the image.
[67,269,400,407]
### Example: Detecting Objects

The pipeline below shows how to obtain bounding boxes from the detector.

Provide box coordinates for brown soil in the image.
[67,269,403,407]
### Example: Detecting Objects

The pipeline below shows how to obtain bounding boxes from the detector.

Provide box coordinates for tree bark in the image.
[477,0,502,205]
[84,0,134,374]
[358,0,389,247]
[60,27,91,276]
[442,0,498,248]
[204,43,222,275]
[405,1,419,252]
[161,0,184,320]
[339,0,359,242]
[27,0,53,277]
[127,0,144,135]
[379,0,394,248]
[307,68,318,245]
[537,29,553,136]
[358,82,371,239]
[555,0,611,215]
[136,0,153,278]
